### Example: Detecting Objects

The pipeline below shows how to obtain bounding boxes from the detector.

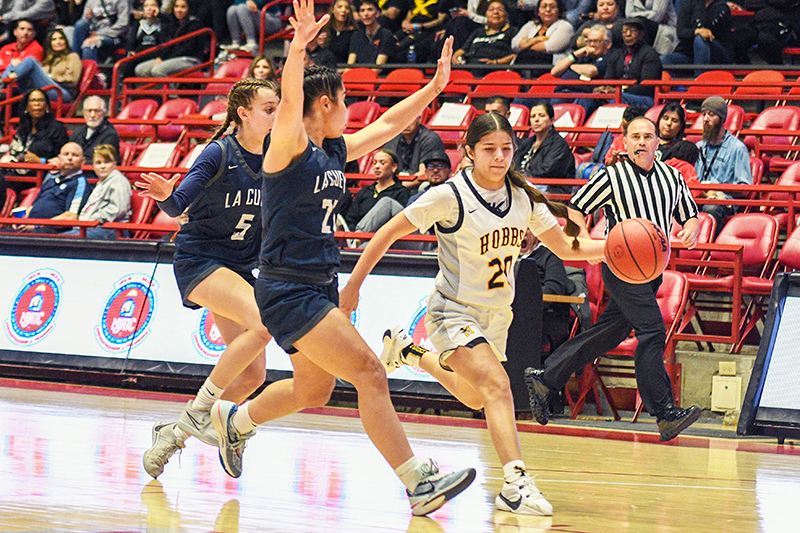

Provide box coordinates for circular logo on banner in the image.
[192,309,226,360]
[404,296,437,377]
[95,274,157,353]
[4,269,63,346]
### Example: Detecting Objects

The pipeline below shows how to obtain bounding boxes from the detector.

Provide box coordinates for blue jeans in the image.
[2,57,72,103]
[63,226,119,239]
[661,35,731,74]
[73,19,116,62]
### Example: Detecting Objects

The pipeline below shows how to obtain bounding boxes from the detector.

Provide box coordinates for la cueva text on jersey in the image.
[224,188,261,208]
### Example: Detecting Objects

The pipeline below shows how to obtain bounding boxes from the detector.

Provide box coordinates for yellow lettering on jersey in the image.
[225,191,243,208]
[459,325,474,337]
[480,226,527,255]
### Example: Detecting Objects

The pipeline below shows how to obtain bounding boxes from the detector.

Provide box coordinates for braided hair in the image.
[464,112,581,250]
[208,78,281,143]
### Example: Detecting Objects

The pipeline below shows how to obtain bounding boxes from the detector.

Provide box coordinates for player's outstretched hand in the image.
[134,172,181,202]
[430,36,453,94]
[288,0,329,50]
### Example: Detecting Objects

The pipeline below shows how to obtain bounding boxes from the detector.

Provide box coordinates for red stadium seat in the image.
[553,103,586,143]
[206,58,252,97]
[153,98,198,141]
[442,69,475,101]
[573,103,627,147]
[472,70,522,99]
[1,188,16,217]
[377,68,426,97]
[426,102,477,148]
[115,98,159,142]
[685,104,744,143]
[742,106,800,151]
[345,101,381,134]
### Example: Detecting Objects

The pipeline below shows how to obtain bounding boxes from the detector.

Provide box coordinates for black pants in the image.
[505,258,543,412]
[541,264,674,419]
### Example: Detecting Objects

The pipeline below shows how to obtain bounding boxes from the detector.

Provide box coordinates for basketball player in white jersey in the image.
[340,112,606,515]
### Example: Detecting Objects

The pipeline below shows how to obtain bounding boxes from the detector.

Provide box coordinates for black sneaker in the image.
[524,368,551,426]
[657,405,702,441]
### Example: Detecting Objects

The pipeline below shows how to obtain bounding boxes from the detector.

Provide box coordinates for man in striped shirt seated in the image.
[527,116,704,442]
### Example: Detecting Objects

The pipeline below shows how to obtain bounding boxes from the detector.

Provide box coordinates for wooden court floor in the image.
[1,380,799,533]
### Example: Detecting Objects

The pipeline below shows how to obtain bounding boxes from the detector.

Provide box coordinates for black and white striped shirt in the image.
[570,160,698,236]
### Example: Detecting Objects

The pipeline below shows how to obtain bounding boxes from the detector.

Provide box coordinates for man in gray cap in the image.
[694,96,751,230]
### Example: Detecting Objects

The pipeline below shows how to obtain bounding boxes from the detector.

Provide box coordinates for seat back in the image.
[742,106,800,149]
[553,103,585,143]
[206,58,252,95]
[443,69,475,99]
[129,193,155,225]
[342,67,378,93]
[115,98,159,139]
[656,270,689,328]
[133,142,182,169]
[750,156,764,185]
[199,98,228,118]
[179,143,208,169]
[574,103,627,146]
[378,68,426,95]
[684,70,735,99]
[644,104,665,123]
[767,161,800,204]
[508,103,529,131]
[426,103,477,146]
[472,70,522,97]
[345,100,381,133]
[778,224,800,270]
[670,212,716,263]
[525,72,558,98]
[711,213,780,274]
[17,187,39,208]
[153,98,198,141]
[1,188,17,217]
[142,209,182,240]
[735,70,785,96]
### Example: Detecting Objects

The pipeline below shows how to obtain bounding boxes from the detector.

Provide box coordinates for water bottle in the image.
[407,44,417,63]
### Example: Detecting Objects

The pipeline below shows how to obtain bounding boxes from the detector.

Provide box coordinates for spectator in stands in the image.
[625,0,677,52]
[0,19,42,72]
[382,114,447,181]
[15,141,87,232]
[72,0,129,63]
[378,0,409,35]
[551,24,610,101]
[452,0,517,72]
[322,0,356,65]
[484,95,511,118]
[343,149,411,232]
[562,0,595,27]
[575,18,662,116]
[66,96,120,165]
[54,0,84,28]
[221,0,281,54]
[655,102,687,161]
[604,104,645,165]
[660,0,732,69]
[0,1,56,44]
[694,96,751,230]
[248,54,277,81]
[445,0,487,52]
[396,0,448,64]
[126,0,168,78]
[751,1,800,65]
[408,151,452,204]
[347,0,395,70]
[188,0,232,48]
[135,0,205,77]
[512,0,573,76]
[514,100,575,195]
[664,139,701,198]
[306,28,338,70]
[2,28,80,103]
[1,88,68,177]
[570,0,624,52]
[63,144,130,239]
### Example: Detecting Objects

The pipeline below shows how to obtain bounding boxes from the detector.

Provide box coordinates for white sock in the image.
[232,401,258,435]
[503,460,526,483]
[173,426,190,442]
[192,378,224,410]
[395,456,426,492]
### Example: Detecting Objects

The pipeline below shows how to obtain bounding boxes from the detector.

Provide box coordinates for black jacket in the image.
[675,0,732,56]
[604,40,662,97]
[514,127,575,195]
[69,118,121,163]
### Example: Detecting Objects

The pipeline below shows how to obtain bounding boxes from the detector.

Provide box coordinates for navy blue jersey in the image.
[158,135,263,267]
[259,136,348,281]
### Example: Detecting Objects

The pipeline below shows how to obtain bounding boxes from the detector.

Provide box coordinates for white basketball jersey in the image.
[405,169,532,309]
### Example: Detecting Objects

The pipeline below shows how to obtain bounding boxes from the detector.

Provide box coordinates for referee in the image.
[526,116,703,442]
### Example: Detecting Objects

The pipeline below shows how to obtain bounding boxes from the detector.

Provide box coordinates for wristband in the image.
[414,23,420,31]
[568,53,577,62]
[41,157,46,164]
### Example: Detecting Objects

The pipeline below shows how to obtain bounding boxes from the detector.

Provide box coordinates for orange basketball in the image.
[604,218,670,284]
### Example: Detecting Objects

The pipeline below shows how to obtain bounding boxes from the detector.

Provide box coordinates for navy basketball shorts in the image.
[255,276,339,354]
[173,253,257,310]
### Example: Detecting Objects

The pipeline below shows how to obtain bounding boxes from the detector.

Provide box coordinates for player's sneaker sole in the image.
[409,467,476,516]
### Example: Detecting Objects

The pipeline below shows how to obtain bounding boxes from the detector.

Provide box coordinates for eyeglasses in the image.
[426,162,449,170]
[585,39,606,45]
